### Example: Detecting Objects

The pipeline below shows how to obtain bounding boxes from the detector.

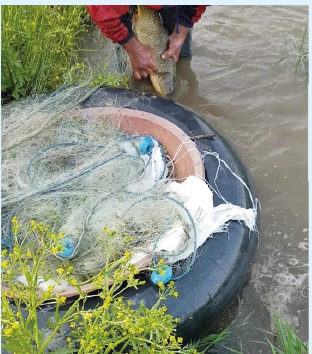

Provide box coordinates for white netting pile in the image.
[1,85,258,288]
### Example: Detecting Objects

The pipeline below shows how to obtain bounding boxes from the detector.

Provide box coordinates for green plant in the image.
[266,313,309,354]
[1,218,209,354]
[251,311,309,354]
[275,25,309,73]
[63,61,129,89]
[1,5,89,100]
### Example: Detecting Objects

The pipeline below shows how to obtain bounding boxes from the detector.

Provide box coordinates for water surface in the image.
[83,5,309,352]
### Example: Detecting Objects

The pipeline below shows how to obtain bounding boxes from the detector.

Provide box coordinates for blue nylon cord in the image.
[176,6,180,34]
[3,110,196,280]
[4,129,168,251]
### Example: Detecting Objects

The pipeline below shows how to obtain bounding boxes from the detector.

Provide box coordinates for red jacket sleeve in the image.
[86,5,208,44]
[86,5,134,44]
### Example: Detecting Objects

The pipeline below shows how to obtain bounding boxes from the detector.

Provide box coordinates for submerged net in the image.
[2,84,259,290]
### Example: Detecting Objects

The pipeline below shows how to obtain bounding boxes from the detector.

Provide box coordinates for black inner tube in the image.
[4,86,260,350]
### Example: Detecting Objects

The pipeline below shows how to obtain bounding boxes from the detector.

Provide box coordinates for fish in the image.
[132,5,177,96]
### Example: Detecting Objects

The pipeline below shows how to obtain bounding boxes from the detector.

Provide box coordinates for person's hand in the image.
[123,36,158,79]
[162,24,190,63]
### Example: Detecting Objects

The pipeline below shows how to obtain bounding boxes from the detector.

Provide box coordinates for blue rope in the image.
[48,84,77,98]
[3,207,20,252]
[26,141,115,185]
[4,120,182,278]
[175,6,180,34]
[27,142,77,184]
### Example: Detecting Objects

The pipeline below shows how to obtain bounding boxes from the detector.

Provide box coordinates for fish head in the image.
[150,72,177,96]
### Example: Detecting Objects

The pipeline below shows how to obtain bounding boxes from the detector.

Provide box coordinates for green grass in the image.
[191,312,308,354]
[1,5,129,103]
[1,5,89,101]
[266,313,309,354]
[192,327,230,352]
[275,25,309,73]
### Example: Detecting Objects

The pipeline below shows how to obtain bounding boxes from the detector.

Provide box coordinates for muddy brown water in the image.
[81,5,308,353]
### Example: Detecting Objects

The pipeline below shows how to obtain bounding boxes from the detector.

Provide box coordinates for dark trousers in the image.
[158,7,193,58]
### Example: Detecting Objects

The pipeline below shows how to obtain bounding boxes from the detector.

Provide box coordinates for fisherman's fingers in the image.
[162,48,180,63]
[133,71,142,80]
[128,43,158,80]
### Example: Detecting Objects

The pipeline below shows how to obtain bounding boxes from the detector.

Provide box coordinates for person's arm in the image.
[86,5,133,44]
[162,5,208,62]
[86,5,158,79]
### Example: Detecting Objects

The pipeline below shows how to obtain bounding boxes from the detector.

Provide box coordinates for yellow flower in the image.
[2,249,7,257]
[51,246,59,254]
[177,337,183,343]
[49,233,57,240]
[173,291,178,298]
[83,312,92,321]
[162,305,167,311]
[70,278,77,286]
[66,337,72,343]
[4,328,13,336]
[151,322,157,328]
[12,322,20,330]
[70,322,76,328]
[58,296,66,304]
[90,339,97,347]
[2,260,8,268]
[170,335,176,342]
[47,285,54,293]
[157,281,164,288]
[56,267,64,275]
[124,250,131,258]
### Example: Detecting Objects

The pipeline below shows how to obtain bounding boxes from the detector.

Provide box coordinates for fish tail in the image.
[137,5,143,18]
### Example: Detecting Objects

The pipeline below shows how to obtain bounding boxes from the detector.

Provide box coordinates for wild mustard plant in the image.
[1,5,129,102]
[1,219,202,354]
[1,5,88,100]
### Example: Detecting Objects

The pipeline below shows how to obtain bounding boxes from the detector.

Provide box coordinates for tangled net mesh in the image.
[2,85,198,285]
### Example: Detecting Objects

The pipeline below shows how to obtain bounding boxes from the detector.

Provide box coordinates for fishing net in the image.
[1,85,198,285]
[2,85,259,292]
